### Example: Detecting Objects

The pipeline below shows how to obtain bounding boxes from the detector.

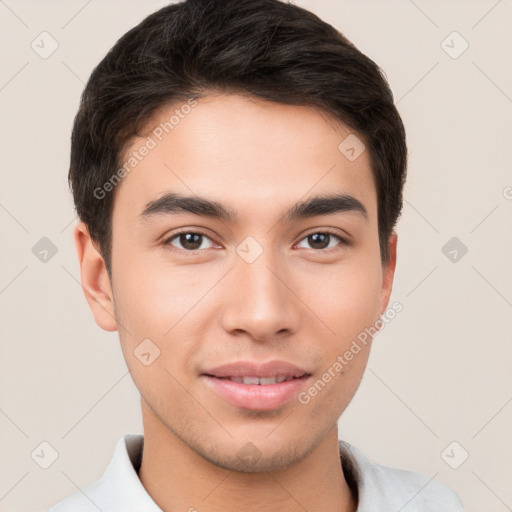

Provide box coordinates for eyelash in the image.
[163,229,348,253]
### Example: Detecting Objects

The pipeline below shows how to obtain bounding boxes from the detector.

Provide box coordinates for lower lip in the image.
[202,375,311,411]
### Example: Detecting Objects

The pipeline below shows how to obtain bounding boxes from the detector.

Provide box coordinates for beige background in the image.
[0,1,511,511]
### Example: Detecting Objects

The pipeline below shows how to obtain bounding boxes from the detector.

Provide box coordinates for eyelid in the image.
[304,228,351,241]
[299,227,350,243]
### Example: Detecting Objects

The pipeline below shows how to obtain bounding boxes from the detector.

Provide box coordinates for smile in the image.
[215,375,298,385]
[202,374,311,410]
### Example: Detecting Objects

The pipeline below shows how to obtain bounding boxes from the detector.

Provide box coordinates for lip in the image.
[202,360,310,379]
[202,375,311,410]
[201,360,312,411]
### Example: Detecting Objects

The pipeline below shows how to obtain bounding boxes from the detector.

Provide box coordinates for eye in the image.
[163,229,348,253]
[164,231,216,251]
[296,231,347,251]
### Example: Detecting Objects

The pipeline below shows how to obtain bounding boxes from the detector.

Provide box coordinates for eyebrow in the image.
[139,192,368,223]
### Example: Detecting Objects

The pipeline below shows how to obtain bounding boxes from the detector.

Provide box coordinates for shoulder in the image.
[339,440,465,511]
[366,460,465,510]
[44,434,155,512]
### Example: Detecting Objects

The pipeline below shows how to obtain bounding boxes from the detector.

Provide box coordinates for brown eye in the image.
[165,231,214,251]
[296,231,345,251]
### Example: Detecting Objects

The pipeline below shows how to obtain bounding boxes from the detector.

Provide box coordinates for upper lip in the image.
[202,360,311,379]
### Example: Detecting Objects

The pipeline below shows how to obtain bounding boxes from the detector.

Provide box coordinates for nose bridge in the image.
[221,237,300,339]
[239,248,283,304]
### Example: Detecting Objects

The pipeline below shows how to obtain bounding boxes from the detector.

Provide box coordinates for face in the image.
[76,93,396,472]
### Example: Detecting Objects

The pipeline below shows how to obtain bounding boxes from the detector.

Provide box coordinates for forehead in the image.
[112,93,376,225]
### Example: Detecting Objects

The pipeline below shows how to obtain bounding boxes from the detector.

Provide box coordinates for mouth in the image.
[204,374,307,384]
[201,372,312,410]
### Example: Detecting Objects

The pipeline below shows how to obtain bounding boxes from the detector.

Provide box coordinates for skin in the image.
[74,93,397,512]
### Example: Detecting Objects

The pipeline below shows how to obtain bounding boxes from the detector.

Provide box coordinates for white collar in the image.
[47,433,464,511]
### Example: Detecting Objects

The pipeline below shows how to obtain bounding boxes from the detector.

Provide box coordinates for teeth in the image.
[242,376,261,385]
[226,376,294,385]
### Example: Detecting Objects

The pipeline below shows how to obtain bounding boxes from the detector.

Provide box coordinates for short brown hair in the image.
[69,0,407,276]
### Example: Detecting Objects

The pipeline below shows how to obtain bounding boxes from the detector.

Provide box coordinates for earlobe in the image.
[73,222,118,332]
[379,231,398,315]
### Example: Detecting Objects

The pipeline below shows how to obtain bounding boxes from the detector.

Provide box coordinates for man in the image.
[47,0,465,510]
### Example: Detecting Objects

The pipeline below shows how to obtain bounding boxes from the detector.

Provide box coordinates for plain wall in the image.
[0,1,510,511]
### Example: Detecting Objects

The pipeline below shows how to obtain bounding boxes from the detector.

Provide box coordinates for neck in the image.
[138,400,357,512]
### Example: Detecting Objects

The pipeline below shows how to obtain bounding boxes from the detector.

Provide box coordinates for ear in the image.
[73,221,118,332]
[379,231,397,315]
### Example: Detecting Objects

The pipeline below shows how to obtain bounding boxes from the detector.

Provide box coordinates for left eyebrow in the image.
[284,193,368,223]
[138,192,368,223]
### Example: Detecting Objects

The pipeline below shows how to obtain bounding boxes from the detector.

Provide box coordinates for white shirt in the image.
[46,433,465,511]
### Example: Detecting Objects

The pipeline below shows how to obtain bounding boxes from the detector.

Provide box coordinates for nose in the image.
[220,246,302,342]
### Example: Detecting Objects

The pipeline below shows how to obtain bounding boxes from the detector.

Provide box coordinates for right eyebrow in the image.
[139,193,237,223]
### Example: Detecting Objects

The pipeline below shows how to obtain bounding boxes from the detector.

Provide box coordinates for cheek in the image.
[112,251,200,332]
[111,256,212,376]
[111,265,198,409]
[298,338,372,425]
[300,259,383,338]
